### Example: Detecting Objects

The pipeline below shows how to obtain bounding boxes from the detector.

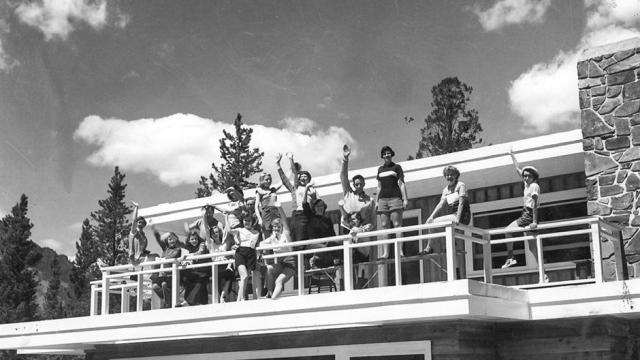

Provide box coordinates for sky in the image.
[0,0,638,258]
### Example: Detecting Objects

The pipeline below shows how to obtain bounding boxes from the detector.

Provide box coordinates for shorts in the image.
[377,197,403,213]
[515,207,534,227]
[234,246,257,271]
[277,255,297,270]
[218,264,235,281]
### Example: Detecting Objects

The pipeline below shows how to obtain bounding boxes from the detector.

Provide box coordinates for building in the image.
[3,39,640,360]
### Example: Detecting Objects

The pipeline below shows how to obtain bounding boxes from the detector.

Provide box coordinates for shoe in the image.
[501,258,517,269]
[419,246,434,255]
[543,274,549,283]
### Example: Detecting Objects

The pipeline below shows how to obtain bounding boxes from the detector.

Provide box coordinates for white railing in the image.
[90,216,625,316]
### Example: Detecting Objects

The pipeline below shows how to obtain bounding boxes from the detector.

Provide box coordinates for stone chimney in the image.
[579,38,640,279]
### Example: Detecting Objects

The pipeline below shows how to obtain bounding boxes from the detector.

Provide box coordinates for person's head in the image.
[136,216,147,229]
[349,212,363,227]
[522,166,539,184]
[188,230,202,247]
[312,198,327,216]
[270,218,283,234]
[241,212,257,229]
[442,165,460,185]
[225,186,244,202]
[161,232,179,248]
[352,174,365,194]
[210,225,223,243]
[298,170,312,185]
[259,173,272,189]
[380,146,395,163]
[203,205,217,224]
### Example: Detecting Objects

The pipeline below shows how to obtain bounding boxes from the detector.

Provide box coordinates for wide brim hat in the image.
[522,166,539,180]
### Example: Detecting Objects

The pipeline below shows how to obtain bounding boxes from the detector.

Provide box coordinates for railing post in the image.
[121,286,129,313]
[343,237,353,291]
[136,271,143,312]
[535,233,545,284]
[613,225,625,281]
[591,221,604,283]
[445,223,456,281]
[211,263,219,304]
[297,254,305,296]
[90,283,98,316]
[101,270,110,316]
[482,233,492,284]
[171,261,178,308]
[394,240,402,286]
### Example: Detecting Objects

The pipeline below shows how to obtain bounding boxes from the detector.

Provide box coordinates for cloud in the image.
[508,0,640,132]
[14,0,124,41]
[74,114,356,187]
[39,238,63,251]
[472,0,551,32]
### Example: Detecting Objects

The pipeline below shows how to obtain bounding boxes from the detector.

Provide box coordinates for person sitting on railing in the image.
[255,172,283,238]
[277,152,316,242]
[376,145,408,259]
[229,212,263,301]
[502,148,541,270]
[261,205,295,299]
[419,165,471,255]
[150,227,184,308]
[339,144,375,263]
[179,230,210,306]
[129,201,150,266]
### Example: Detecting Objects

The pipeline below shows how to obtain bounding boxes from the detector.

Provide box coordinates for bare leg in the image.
[390,210,405,257]
[251,269,262,299]
[220,278,231,302]
[378,212,391,259]
[502,220,520,268]
[237,265,248,301]
[271,268,295,299]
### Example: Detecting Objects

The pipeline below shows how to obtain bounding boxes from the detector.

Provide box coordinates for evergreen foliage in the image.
[90,167,132,267]
[0,194,40,324]
[406,77,483,158]
[43,256,66,320]
[196,113,264,197]
[70,218,100,299]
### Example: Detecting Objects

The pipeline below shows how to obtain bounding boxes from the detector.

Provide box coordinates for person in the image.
[150,227,183,308]
[212,186,247,244]
[229,213,263,301]
[128,201,149,265]
[376,145,408,259]
[277,152,316,242]
[420,165,471,255]
[304,189,337,268]
[502,148,541,270]
[261,205,296,299]
[340,144,375,261]
[346,212,373,242]
[255,173,282,238]
[179,230,209,306]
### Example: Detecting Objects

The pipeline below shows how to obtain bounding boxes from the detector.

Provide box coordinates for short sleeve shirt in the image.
[441,182,467,215]
[376,162,404,199]
[523,182,540,209]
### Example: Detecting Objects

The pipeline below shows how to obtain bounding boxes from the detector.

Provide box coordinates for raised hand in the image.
[131,200,139,207]
[343,144,351,158]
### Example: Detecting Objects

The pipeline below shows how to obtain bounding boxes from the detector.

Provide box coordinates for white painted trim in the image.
[116,340,432,360]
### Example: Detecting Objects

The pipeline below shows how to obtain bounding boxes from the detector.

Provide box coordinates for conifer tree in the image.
[197,113,264,197]
[43,256,66,320]
[90,167,132,266]
[0,194,39,324]
[70,218,100,298]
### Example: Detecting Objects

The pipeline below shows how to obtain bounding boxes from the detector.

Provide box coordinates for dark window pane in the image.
[351,355,424,360]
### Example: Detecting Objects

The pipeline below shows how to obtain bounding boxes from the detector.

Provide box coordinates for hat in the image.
[522,166,539,180]
[224,186,244,199]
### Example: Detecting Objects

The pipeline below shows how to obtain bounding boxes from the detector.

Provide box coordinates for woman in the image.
[277,152,316,242]
[180,230,209,306]
[255,173,282,238]
[229,213,263,301]
[502,148,541,270]
[376,145,408,259]
[420,165,470,255]
[212,185,247,245]
[150,227,183,308]
[262,205,296,299]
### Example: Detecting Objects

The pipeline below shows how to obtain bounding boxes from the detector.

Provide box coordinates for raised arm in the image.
[286,152,299,188]
[254,191,263,226]
[151,225,166,251]
[276,153,294,192]
[509,148,524,178]
[129,200,140,236]
[340,145,353,195]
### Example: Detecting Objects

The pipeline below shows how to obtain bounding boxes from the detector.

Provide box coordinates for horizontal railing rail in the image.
[90,216,623,316]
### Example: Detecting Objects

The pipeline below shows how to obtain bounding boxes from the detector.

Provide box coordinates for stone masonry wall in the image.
[579,39,640,278]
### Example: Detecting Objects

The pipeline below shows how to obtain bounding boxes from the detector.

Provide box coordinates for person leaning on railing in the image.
[261,204,295,300]
[150,227,184,308]
[419,165,470,255]
[502,148,541,272]
[179,230,209,306]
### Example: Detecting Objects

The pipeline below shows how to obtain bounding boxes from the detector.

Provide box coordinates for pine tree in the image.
[43,256,66,320]
[0,194,40,324]
[196,113,264,197]
[70,218,100,298]
[406,77,483,158]
[90,167,132,266]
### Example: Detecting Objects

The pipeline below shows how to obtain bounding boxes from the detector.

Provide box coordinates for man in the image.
[129,200,149,266]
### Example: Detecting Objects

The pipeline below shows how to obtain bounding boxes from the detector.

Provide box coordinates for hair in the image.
[380,145,395,158]
[298,170,312,181]
[522,166,540,181]
[349,212,363,225]
[259,173,272,187]
[136,216,147,226]
[225,185,244,200]
[442,165,460,180]
[270,217,282,230]
[312,198,327,212]
[188,229,203,243]
[240,212,258,228]
[352,174,365,184]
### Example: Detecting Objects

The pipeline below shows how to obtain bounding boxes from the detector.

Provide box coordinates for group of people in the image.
[125,145,541,306]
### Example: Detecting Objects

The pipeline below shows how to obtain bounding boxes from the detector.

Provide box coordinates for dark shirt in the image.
[304,203,336,239]
[376,162,404,199]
